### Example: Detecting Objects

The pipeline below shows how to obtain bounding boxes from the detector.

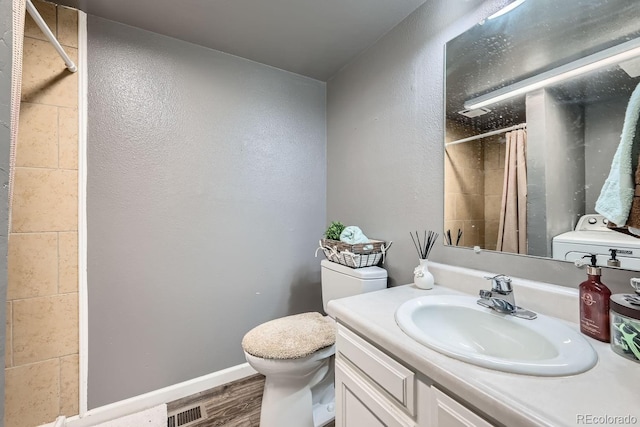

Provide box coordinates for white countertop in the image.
[327,283,640,427]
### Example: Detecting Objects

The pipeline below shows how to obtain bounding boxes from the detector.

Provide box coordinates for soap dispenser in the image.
[607,249,621,267]
[579,254,612,342]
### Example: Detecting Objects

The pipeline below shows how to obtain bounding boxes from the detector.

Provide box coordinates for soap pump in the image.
[607,249,621,267]
[579,254,612,342]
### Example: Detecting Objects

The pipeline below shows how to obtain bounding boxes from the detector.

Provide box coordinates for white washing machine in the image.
[552,214,640,270]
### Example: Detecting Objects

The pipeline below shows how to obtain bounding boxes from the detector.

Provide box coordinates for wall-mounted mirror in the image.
[444,0,640,270]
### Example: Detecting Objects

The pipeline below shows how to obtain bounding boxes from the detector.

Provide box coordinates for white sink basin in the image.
[395,295,597,376]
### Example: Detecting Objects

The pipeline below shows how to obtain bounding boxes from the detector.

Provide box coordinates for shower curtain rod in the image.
[25,0,77,72]
[445,123,526,146]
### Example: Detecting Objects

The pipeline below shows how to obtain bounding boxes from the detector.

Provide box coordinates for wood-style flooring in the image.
[167,374,335,427]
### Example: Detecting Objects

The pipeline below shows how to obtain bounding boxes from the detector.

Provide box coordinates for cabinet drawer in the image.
[336,324,415,415]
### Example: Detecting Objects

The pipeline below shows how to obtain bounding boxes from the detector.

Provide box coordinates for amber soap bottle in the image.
[579,254,611,342]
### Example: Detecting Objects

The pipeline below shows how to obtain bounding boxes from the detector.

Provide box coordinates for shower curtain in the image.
[9,0,26,235]
[496,129,527,254]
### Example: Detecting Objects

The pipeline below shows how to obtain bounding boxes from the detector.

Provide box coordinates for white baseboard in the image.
[40,363,257,427]
[90,405,168,427]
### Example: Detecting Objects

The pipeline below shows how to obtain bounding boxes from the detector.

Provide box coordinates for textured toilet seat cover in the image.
[242,312,336,359]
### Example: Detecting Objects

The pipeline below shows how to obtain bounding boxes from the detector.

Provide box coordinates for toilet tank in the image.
[321,259,387,313]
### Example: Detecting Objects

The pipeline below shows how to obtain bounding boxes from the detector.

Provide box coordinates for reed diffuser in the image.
[410,230,439,290]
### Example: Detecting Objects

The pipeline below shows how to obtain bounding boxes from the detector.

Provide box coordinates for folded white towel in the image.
[596,82,640,225]
[340,226,369,244]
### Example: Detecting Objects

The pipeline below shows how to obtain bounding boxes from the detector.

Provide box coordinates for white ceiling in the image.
[60,0,428,81]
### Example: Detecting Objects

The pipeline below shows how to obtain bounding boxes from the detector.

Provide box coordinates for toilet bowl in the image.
[245,344,336,427]
[242,260,387,427]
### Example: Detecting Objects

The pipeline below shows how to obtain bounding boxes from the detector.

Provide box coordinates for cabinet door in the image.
[335,358,416,427]
[342,384,387,427]
[430,387,494,427]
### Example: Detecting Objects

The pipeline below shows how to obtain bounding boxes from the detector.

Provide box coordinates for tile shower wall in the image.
[444,140,485,248]
[483,137,505,251]
[5,2,79,426]
[0,0,12,422]
[444,136,505,251]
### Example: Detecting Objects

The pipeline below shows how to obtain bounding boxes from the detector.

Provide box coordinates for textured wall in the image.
[0,0,11,422]
[327,0,637,293]
[87,16,326,408]
[526,89,585,258]
[585,98,627,213]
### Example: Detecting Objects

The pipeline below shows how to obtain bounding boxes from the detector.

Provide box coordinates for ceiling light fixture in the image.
[464,37,640,110]
[488,0,527,20]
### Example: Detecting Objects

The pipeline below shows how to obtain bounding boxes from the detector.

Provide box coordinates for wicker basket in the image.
[321,239,385,254]
[320,238,386,268]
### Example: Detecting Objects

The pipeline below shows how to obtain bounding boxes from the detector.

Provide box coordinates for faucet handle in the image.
[483,274,512,293]
[489,297,516,313]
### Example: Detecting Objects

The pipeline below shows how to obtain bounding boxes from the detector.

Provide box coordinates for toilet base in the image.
[247,347,336,427]
[259,373,335,427]
[312,396,335,427]
[260,381,335,427]
[313,404,336,427]
[311,361,335,427]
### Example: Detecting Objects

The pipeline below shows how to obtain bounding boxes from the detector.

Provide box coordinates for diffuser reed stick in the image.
[410,230,439,259]
[444,228,463,246]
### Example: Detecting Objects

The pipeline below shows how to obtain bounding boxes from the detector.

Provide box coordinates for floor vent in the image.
[167,404,206,427]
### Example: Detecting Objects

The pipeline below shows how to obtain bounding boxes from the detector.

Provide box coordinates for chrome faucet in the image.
[478,274,537,319]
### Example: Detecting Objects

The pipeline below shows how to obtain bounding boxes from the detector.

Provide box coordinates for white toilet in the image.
[242,259,387,427]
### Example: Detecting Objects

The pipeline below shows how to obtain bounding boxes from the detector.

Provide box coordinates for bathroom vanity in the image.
[327,263,640,427]
[334,323,491,427]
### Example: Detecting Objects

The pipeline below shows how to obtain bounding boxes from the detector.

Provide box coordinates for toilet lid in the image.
[242,312,336,359]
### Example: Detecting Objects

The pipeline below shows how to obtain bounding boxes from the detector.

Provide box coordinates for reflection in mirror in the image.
[444,0,640,270]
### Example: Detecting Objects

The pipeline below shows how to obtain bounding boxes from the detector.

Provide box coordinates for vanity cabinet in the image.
[429,387,493,427]
[335,358,412,427]
[335,324,494,427]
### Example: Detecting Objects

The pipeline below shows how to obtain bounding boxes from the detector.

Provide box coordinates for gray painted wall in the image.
[542,93,585,250]
[526,89,585,257]
[585,98,628,213]
[327,0,637,294]
[525,90,549,257]
[87,16,326,408]
[0,0,10,420]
